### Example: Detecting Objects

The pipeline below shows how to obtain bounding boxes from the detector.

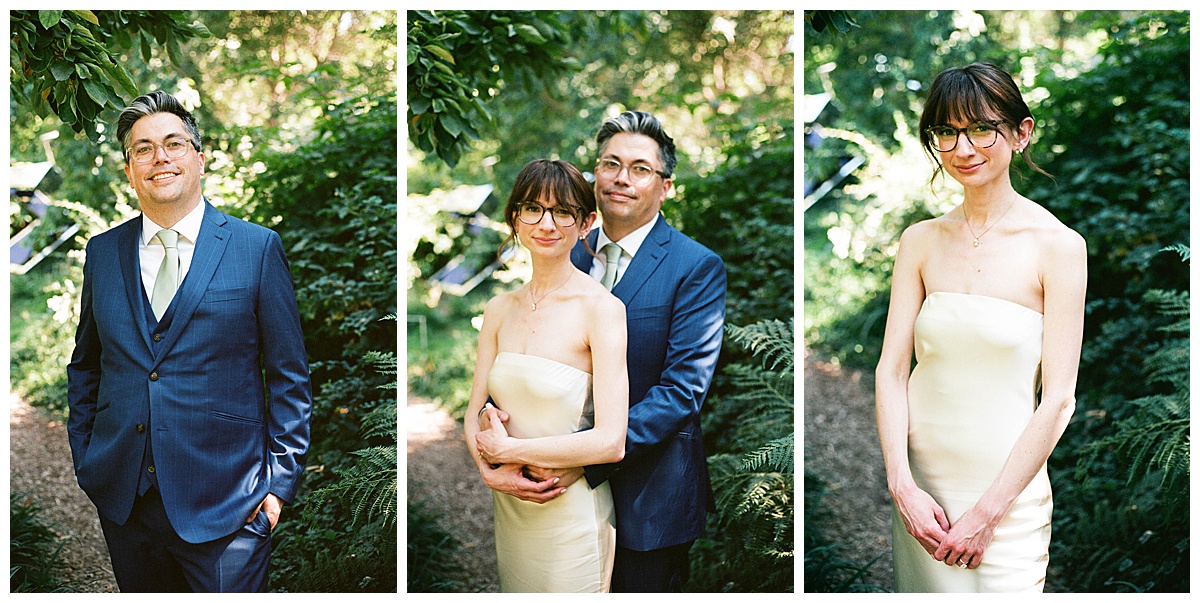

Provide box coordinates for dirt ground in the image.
[9,392,118,592]
[803,352,895,591]
[405,393,498,593]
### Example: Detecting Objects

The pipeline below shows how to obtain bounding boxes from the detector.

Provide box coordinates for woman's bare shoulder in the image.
[1023,199,1085,252]
[579,278,626,318]
[897,216,949,253]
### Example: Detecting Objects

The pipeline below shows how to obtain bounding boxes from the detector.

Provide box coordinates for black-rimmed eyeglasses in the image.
[517,202,577,227]
[925,121,1004,153]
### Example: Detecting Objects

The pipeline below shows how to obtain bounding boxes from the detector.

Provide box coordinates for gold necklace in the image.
[528,274,571,311]
[963,197,1017,247]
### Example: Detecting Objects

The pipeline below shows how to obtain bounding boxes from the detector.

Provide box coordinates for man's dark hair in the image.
[115,91,202,163]
[596,110,677,178]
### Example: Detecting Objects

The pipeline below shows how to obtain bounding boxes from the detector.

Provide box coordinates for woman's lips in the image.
[956,162,983,174]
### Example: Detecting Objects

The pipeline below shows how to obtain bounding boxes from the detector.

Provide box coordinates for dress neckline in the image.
[495,351,592,377]
[925,291,1043,317]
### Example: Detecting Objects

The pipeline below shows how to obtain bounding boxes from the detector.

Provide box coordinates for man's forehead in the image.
[600,133,660,163]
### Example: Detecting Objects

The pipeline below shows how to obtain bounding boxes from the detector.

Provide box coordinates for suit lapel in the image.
[118,219,154,351]
[151,203,231,364]
[611,215,670,303]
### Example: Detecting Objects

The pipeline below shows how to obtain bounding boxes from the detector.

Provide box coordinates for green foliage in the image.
[256,93,397,591]
[9,10,210,140]
[1076,286,1189,505]
[691,320,795,592]
[10,491,71,593]
[1074,248,1188,553]
[286,324,397,593]
[8,255,82,421]
[407,10,578,167]
[304,343,398,532]
[1049,488,1189,592]
[804,10,859,34]
[407,499,467,592]
[673,120,794,328]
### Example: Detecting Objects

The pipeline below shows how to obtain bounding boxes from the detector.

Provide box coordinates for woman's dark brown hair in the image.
[919,62,1052,185]
[499,159,597,262]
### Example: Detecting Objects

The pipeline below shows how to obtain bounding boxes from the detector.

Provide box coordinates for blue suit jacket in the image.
[67,201,312,544]
[572,215,726,551]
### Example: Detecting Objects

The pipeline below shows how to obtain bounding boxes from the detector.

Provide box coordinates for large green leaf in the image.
[38,10,62,29]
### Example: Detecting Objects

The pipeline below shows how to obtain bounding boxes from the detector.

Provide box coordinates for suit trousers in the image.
[97,486,271,592]
[611,541,693,593]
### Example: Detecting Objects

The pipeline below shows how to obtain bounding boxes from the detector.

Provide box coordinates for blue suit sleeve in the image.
[586,251,726,486]
[257,231,312,504]
[66,238,101,472]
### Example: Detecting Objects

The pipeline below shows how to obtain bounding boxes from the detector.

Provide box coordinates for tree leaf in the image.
[50,61,74,82]
[101,59,139,97]
[39,10,63,29]
[68,9,99,26]
[81,77,110,106]
[513,23,546,44]
[425,44,455,65]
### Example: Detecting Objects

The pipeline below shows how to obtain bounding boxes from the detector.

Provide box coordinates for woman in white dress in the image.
[875,63,1087,592]
[465,159,628,592]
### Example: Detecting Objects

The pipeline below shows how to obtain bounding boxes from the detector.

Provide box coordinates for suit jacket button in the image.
[147,466,155,474]
[153,333,162,342]
[149,372,159,381]
[136,424,145,433]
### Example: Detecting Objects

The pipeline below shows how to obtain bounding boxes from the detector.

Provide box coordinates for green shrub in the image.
[406,499,467,593]
[10,491,71,593]
[690,320,795,592]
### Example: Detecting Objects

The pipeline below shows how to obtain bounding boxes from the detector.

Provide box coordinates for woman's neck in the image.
[528,255,577,291]
[961,179,1017,224]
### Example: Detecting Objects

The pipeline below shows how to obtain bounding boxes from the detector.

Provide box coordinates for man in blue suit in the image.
[66,91,312,592]
[483,111,726,591]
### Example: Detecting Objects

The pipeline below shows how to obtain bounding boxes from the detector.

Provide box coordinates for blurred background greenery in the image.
[407,10,795,592]
[804,10,1188,592]
[10,10,397,592]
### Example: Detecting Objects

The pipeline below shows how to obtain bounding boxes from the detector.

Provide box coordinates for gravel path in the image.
[9,392,118,592]
[803,352,894,591]
[405,394,498,592]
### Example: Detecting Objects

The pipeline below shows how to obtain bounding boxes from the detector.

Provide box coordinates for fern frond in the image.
[360,400,398,441]
[1158,243,1190,263]
[727,319,795,373]
[740,433,795,475]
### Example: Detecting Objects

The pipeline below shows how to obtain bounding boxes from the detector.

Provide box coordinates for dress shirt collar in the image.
[596,212,659,259]
[141,200,205,246]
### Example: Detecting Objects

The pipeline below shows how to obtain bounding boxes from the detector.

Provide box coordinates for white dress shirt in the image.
[139,201,205,303]
[589,213,659,287]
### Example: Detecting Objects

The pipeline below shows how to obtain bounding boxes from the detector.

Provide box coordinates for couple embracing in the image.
[464,111,726,593]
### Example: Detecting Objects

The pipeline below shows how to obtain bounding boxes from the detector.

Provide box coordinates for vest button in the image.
[153,333,162,342]
[136,424,145,433]
[147,466,155,474]
[149,372,158,381]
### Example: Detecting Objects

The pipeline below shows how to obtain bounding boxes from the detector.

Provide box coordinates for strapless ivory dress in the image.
[487,352,615,592]
[893,292,1052,592]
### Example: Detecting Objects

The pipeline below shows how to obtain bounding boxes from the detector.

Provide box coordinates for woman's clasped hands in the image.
[475,406,516,465]
[932,504,1002,571]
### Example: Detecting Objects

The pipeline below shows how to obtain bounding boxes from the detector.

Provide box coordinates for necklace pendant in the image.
[530,302,537,311]
[972,238,980,247]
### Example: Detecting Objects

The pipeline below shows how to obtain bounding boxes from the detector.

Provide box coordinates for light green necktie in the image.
[151,229,180,320]
[600,243,623,290]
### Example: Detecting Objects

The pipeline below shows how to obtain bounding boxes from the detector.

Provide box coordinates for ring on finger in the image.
[957,559,968,569]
